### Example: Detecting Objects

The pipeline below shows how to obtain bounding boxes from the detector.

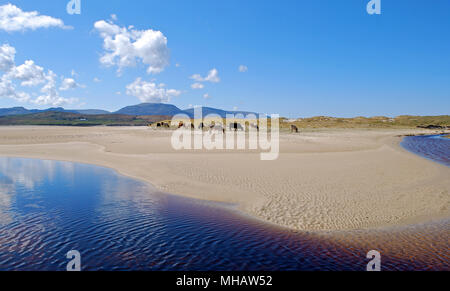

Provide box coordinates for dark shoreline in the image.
[400,134,450,167]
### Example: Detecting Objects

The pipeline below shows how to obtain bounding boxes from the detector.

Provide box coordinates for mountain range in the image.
[0,107,110,116]
[0,103,259,118]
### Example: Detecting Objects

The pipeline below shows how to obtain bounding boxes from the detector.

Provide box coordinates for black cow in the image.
[229,122,244,131]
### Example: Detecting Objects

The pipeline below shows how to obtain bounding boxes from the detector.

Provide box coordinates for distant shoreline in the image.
[0,105,449,129]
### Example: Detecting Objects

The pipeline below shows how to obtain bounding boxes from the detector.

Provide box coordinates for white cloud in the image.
[94,20,170,74]
[0,44,15,71]
[6,60,46,86]
[0,43,78,107]
[126,78,181,103]
[32,71,78,106]
[203,93,211,99]
[191,83,204,90]
[71,69,78,77]
[110,14,118,21]
[0,4,70,32]
[60,77,84,91]
[0,74,30,102]
[239,65,248,73]
[190,68,220,83]
[93,77,101,83]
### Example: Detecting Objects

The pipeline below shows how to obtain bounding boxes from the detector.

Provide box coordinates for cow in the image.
[229,122,244,131]
[249,123,259,131]
[290,125,299,133]
[207,123,224,134]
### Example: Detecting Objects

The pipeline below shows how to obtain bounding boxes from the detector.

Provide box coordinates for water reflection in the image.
[0,157,448,271]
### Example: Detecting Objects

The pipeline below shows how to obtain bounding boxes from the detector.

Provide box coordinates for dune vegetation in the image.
[0,111,449,130]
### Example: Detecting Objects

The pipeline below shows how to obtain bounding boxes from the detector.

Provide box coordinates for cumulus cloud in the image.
[239,65,248,73]
[191,83,204,90]
[32,71,78,106]
[0,4,70,32]
[93,77,101,83]
[0,74,30,102]
[126,78,181,103]
[6,60,46,86]
[0,44,15,71]
[0,43,78,106]
[190,68,220,83]
[60,77,84,91]
[203,93,211,99]
[94,20,170,74]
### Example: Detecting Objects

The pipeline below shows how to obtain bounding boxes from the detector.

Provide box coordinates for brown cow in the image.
[250,123,259,131]
[290,125,299,133]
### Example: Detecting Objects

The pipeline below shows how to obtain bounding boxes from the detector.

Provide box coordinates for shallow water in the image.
[401,134,450,167]
[0,155,448,271]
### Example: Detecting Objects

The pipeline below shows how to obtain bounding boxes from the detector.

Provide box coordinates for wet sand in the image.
[0,126,448,231]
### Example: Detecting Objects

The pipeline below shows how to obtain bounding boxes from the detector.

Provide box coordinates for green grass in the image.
[281,115,450,129]
[0,112,171,126]
[1,112,449,129]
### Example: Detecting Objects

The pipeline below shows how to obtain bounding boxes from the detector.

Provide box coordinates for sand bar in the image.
[0,126,448,231]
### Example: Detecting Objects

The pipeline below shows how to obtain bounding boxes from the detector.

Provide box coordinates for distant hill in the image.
[182,107,259,118]
[0,107,110,116]
[0,107,36,116]
[115,103,184,116]
[115,103,260,118]
[0,103,259,118]
[74,109,111,115]
[0,111,170,126]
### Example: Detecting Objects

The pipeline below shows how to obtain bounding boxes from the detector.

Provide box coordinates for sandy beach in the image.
[0,126,448,231]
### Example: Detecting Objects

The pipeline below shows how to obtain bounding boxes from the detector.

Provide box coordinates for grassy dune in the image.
[157,115,450,130]
[280,115,450,130]
[1,112,449,130]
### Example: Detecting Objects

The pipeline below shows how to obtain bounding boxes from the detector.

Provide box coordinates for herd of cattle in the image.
[152,122,299,133]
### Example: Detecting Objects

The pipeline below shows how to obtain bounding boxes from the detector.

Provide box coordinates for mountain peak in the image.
[114,103,184,116]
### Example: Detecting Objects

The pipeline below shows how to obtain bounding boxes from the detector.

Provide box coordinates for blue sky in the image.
[0,0,449,117]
